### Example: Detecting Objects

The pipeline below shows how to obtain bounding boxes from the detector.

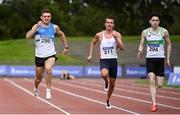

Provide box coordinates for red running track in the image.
[0,77,180,114]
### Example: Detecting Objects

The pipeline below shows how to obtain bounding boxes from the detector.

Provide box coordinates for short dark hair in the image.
[106,16,115,20]
[105,16,115,23]
[149,12,161,20]
[41,8,51,15]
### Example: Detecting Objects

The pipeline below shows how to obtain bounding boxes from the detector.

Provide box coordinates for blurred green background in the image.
[0,0,180,66]
[0,0,180,39]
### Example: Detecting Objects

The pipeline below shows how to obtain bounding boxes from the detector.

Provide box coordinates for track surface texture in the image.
[0,77,180,114]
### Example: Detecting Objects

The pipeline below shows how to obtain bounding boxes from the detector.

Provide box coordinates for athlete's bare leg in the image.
[107,77,116,101]
[44,57,55,99]
[33,67,44,96]
[156,76,164,88]
[45,57,55,89]
[100,68,109,90]
[34,67,44,89]
[148,72,156,105]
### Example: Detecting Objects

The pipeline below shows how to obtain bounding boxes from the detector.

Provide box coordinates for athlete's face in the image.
[40,12,51,25]
[149,16,160,28]
[105,18,114,31]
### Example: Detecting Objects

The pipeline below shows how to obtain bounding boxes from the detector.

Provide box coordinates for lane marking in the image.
[79,80,180,101]
[58,80,180,110]
[4,78,70,115]
[84,79,180,95]
[25,78,140,115]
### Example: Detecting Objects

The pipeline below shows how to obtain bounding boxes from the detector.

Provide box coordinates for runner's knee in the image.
[46,68,52,75]
[148,72,155,85]
[148,72,155,78]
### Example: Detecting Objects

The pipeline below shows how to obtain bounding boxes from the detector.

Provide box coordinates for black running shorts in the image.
[35,55,57,67]
[146,58,165,76]
[100,58,118,78]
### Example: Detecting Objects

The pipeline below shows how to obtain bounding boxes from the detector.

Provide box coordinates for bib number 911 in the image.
[104,49,113,55]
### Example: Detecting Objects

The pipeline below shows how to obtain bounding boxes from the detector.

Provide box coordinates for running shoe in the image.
[151,105,157,112]
[33,87,39,97]
[104,81,108,92]
[106,100,112,109]
[46,88,52,100]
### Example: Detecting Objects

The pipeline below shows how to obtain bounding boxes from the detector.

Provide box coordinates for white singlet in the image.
[34,23,56,58]
[100,31,118,59]
[144,27,166,58]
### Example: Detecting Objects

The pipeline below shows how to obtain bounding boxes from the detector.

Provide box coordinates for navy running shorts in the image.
[100,58,118,78]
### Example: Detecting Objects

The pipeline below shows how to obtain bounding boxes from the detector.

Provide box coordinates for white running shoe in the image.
[33,87,39,97]
[46,88,52,100]
[106,100,112,109]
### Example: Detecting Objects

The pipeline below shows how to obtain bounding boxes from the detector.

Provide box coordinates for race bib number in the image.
[102,46,114,55]
[41,37,51,43]
[148,44,159,52]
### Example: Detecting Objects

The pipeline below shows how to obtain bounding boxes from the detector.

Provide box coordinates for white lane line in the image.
[25,78,139,115]
[4,78,70,115]
[80,81,180,101]
[117,88,180,101]
[50,85,139,115]
[58,81,180,110]
[120,84,180,95]
[84,79,180,95]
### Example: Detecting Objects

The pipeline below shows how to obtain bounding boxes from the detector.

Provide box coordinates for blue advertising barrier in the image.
[125,66,146,77]
[8,66,35,77]
[0,65,122,77]
[0,65,8,76]
[125,66,173,77]
[0,65,172,78]
[84,66,100,77]
[53,66,84,77]
[168,73,180,86]
[3,65,83,77]
[165,68,173,78]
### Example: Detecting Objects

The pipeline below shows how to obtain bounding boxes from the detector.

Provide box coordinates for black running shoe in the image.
[104,81,108,91]
[106,100,112,109]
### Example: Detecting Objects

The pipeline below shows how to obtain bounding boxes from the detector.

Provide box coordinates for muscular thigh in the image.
[101,68,109,77]
[45,57,56,70]
[100,59,109,76]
